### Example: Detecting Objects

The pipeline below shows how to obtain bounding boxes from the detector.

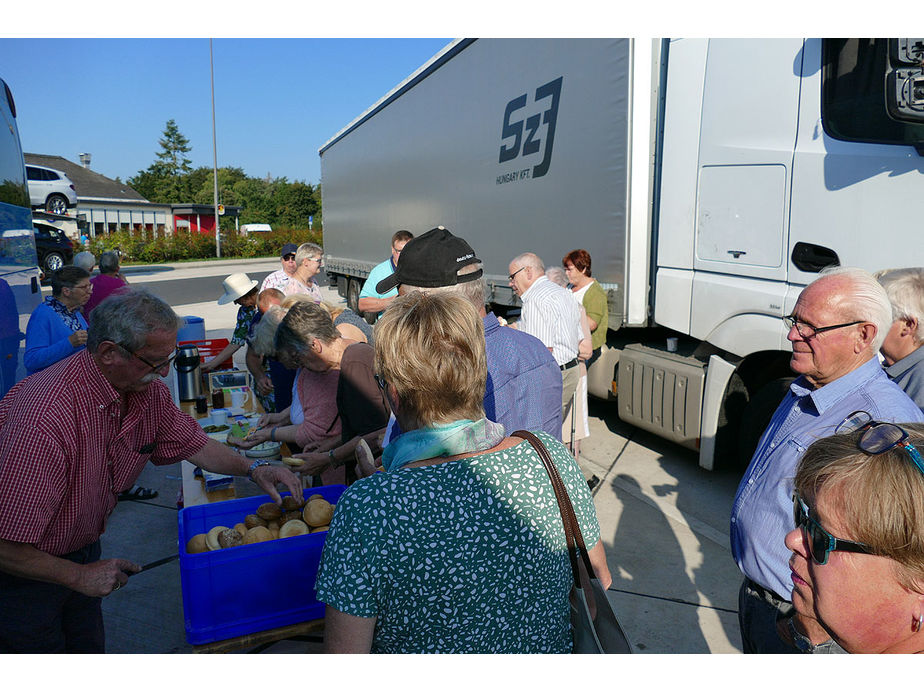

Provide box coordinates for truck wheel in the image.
[737,376,795,468]
[347,279,361,313]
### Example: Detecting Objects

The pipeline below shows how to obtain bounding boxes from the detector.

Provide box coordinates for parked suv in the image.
[26,164,77,214]
[33,222,74,271]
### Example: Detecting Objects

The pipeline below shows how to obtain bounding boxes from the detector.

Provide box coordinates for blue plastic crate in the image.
[177,485,345,645]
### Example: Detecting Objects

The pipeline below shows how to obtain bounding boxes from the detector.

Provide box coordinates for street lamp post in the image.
[210,38,221,258]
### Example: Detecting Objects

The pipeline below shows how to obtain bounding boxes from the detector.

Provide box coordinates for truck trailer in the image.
[319,38,924,470]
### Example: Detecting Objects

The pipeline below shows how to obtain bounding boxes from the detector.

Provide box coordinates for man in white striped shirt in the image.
[509,252,582,420]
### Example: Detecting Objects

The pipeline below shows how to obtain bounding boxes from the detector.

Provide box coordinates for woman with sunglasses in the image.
[314,291,611,653]
[785,419,924,653]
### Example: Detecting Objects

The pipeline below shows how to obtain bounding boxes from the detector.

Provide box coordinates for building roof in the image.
[23,153,149,203]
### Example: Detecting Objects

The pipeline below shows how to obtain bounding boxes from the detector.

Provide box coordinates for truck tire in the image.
[737,376,795,467]
[347,278,361,313]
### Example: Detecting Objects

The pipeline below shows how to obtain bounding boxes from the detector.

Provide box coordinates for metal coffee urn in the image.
[175,344,202,401]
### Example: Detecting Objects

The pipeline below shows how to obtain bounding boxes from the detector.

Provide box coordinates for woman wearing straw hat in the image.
[201,272,260,373]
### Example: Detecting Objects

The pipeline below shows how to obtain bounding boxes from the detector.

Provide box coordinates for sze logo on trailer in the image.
[496,76,562,184]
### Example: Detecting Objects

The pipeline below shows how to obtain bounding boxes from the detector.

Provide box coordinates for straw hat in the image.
[217,273,258,305]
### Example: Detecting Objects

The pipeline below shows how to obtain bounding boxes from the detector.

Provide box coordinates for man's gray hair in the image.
[512,252,545,274]
[546,266,568,287]
[87,288,181,353]
[98,250,121,274]
[295,242,323,266]
[274,300,339,366]
[875,267,924,343]
[400,262,486,312]
[73,251,96,272]
[813,266,893,352]
[251,305,287,356]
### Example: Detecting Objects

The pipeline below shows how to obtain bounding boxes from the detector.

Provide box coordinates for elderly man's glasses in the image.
[792,492,874,565]
[118,344,178,373]
[835,410,924,475]
[282,254,296,261]
[508,267,526,282]
[782,315,863,339]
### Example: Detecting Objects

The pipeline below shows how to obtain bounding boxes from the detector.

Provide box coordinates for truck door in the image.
[686,39,803,354]
[788,39,924,291]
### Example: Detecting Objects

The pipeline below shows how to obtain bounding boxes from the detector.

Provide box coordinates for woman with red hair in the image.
[563,250,608,458]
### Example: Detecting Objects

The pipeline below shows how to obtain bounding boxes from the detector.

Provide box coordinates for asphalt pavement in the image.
[92,257,745,654]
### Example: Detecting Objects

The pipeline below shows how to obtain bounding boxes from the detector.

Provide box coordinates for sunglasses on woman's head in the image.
[835,411,924,475]
[792,493,873,565]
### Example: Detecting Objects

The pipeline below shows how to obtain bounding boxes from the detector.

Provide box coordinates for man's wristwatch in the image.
[247,460,273,480]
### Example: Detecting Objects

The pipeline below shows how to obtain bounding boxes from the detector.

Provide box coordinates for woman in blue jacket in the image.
[24,266,92,375]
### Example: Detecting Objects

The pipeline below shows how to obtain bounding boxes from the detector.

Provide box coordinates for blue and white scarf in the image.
[45,296,84,332]
[381,418,507,472]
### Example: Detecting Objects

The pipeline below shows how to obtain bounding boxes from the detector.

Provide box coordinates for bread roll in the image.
[218,528,243,549]
[233,522,248,537]
[186,533,210,553]
[310,525,329,534]
[303,498,333,527]
[206,526,229,551]
[278,519,309,538]
[256,502,282,521]
[244,514,267,529]
[281,495,304,511]
[242,526,274,544]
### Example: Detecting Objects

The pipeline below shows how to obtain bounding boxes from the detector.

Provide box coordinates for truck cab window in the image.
[822,38,924,146]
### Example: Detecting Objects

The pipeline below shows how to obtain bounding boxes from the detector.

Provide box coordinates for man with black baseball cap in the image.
[260,243,299,292]
[377,227,562,444]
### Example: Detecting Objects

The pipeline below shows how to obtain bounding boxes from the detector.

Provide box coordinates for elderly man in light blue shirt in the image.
[731,267,924,654]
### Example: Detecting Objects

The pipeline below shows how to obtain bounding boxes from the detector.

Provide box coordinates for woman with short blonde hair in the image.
[374,292,485,427]
[315,291,611,653]
[785,420,924,652]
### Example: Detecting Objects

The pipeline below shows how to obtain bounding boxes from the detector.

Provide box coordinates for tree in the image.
[128,119,193,203]
[155,119,193,179]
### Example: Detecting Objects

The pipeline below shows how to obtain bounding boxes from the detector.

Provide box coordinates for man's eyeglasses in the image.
[782,315,863,340]
[306,256,322,264]
[792,492,874,565]
[835,410,924,475]
[509,266,526,282]
[119,344,178,373]
[282,254,296,261]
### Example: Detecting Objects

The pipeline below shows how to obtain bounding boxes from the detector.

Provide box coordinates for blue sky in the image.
[0,38,451,186]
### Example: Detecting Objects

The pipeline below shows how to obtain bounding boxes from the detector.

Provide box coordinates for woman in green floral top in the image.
[315,291,611,653]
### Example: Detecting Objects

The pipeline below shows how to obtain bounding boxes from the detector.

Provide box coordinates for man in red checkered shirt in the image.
[0,289,302,653]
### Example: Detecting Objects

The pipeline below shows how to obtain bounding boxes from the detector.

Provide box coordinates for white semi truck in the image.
[319,38,924,470]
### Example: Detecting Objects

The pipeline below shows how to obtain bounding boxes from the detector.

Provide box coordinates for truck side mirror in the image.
[886,39,924,124]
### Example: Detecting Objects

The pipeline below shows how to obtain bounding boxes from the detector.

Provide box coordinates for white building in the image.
[23,153,240,240]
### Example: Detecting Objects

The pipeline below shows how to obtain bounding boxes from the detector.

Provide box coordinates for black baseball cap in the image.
[375,226,483,294]
[280,243,298,257]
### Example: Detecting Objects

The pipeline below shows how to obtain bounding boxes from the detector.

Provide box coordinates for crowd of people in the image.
[4,229,924,654]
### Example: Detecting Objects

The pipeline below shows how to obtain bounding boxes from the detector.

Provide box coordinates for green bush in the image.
[85,226,323,264]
